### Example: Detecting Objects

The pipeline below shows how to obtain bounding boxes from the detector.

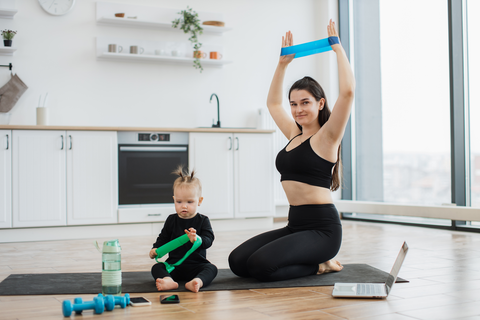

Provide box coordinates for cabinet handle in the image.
[148,213,161,216]
[60,135,64,150]
[5,134,8,150]
[69,135,72,150]
[228,137,232,150]
[235,137,239,150]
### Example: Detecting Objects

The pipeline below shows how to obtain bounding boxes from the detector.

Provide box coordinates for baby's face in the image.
[173,186,203,219]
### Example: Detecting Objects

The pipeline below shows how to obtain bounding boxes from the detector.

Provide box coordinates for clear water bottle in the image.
[101,239,122,295]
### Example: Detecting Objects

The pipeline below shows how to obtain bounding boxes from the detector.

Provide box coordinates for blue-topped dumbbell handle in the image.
[104,295,115,311]
[97,293,115,311]
[114,293,130,308]
[62,296,104,317]
[98,293,129,309]
[73,298,83,314]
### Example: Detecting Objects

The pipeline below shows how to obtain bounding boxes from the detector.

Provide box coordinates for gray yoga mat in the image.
[0,264,407,295]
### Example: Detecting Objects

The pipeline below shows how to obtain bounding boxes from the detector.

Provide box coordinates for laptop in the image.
[332,241,408,298]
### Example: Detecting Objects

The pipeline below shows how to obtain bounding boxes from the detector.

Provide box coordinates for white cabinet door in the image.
[12,130,67,227]
[189,133,234,219]
[66,131,118,225]
[234,133,274,218]
[0,130,12,228]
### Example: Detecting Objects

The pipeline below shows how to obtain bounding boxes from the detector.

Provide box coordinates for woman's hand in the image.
[149,248,157,259]
[327,19,342,53]
[279,31,295,65]
[185,228,197,243]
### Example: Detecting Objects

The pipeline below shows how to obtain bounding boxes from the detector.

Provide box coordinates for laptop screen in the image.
[385,242,408,294]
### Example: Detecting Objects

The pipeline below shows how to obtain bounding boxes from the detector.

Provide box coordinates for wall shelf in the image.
[97,52,232,68]
[95,2,232,69]
[0,47,16,56]
[97,16,232,34]
[0,8,17,19]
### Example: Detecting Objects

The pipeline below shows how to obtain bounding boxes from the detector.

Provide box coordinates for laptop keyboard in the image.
[356,283,385,296]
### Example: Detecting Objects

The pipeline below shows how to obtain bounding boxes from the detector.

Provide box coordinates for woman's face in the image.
[289,89,324,127]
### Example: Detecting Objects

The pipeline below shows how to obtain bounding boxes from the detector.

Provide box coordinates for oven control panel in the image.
[138,133,170,142]
[118,132,188,145]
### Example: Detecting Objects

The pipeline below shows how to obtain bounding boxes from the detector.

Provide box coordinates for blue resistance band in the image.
[280,36,339,59]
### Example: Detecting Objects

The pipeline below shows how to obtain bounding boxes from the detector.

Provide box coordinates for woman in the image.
[228,19,355,282]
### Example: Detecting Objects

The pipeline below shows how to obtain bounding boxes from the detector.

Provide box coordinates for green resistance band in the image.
[155,234,203,273]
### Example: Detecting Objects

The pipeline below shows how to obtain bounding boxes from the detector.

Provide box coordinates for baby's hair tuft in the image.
[172,165,202,196]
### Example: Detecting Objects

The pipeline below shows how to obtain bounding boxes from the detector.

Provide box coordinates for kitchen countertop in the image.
[0,125,275,133]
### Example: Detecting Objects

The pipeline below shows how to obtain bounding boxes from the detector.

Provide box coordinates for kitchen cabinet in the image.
[0,130,11,228]
[189,133,274,219]
[66,131,118,225]
[189,133,234,219]
[12,130,66,227]
[233,133,274,218]
[12,130,118,228]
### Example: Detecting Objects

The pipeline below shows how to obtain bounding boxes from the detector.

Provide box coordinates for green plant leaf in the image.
[171,7,204,72]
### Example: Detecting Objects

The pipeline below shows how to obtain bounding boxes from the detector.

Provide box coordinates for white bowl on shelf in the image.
[0,113,11,125]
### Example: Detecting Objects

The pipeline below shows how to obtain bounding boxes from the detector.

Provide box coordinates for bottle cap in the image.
[102,239,121,253]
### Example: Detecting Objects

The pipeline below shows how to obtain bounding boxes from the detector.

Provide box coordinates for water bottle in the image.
[100,239,122,295]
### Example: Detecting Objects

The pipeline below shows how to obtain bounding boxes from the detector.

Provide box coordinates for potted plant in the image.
[172,7,204,72]
[2,29,16,47]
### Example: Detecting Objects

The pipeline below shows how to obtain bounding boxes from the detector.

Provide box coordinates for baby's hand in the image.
[185,228,197,243]
[149,248,158,259]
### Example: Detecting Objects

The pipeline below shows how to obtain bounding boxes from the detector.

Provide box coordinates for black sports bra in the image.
[275,134,336,189]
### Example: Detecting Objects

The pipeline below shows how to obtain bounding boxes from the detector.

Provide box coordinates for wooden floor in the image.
[1,219,480,320]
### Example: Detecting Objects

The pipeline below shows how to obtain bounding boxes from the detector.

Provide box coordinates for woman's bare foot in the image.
[156,277,179,291]
[317,259,343,274]
[185,278,203,293]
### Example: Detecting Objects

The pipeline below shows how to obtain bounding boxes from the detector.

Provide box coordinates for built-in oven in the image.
[118,132,188,211]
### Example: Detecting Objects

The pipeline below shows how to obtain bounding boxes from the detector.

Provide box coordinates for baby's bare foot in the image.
[185,278,203,293]
[317,259,343,274]
[156,277,179,291]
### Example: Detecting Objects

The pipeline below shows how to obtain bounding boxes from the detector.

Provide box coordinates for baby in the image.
[149,166,217,293]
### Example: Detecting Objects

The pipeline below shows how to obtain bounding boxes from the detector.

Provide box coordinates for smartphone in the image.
[129,297,152,307]
[160,294,180,304]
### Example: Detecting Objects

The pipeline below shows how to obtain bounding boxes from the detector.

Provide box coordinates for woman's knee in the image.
[228,248,249,277]
[246,253,276,281]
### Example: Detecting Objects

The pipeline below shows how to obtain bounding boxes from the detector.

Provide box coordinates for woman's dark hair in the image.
[288,76,342,191]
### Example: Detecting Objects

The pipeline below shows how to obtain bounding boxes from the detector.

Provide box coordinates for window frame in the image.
[338,0,479,231]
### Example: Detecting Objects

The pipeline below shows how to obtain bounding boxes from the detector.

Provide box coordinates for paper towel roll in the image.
[36,107,48,125]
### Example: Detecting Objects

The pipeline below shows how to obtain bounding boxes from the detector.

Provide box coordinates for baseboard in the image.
[0,217,274,243]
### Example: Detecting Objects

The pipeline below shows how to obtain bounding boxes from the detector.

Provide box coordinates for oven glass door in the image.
[118,145,188,205]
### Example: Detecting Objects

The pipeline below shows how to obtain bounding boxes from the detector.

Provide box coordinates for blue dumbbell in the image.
[62,295,105,317]
[115,293,130,308]
[98,294,115,311]
[98,293,129,309]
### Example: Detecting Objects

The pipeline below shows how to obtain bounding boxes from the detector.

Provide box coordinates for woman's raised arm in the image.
[266,31,301,140]
[323,19,356,144]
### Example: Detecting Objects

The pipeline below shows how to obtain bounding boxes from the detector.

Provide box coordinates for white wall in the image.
[0,0,338,128]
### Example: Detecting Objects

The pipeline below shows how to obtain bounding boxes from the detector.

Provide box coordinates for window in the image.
[354,0,451,206]
[342,0,453,226]
[468,0,480,209]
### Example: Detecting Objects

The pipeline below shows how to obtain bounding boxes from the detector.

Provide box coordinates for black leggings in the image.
[151,262,218,287]
[228,204,342,282]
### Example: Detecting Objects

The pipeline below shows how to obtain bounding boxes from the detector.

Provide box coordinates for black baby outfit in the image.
[151,213,217,287]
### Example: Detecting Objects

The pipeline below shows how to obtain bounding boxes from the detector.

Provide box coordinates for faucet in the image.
[210,93,221,128]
